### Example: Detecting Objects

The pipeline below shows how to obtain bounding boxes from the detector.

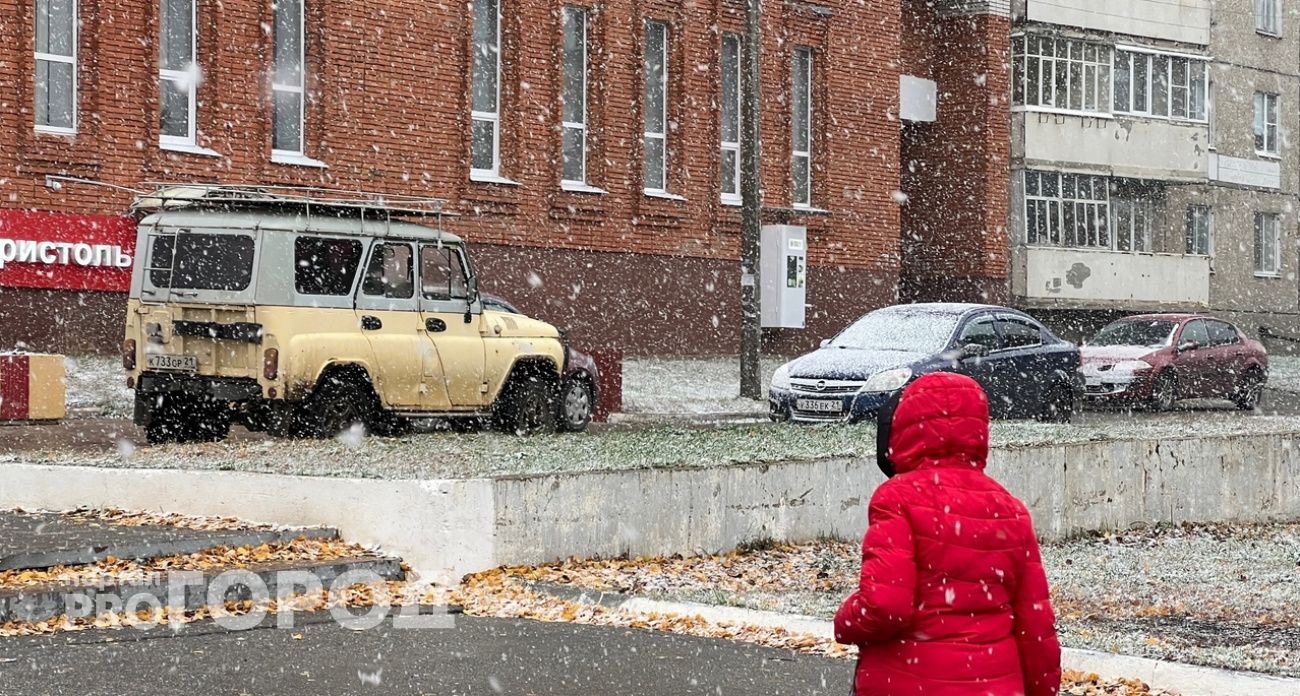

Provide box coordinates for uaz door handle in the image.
[426,318,447,333]
[360,315,383,331]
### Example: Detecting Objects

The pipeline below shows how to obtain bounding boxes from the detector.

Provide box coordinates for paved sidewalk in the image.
[0,509,335,571]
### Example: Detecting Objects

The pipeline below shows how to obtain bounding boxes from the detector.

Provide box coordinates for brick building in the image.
[0,0,1009,356]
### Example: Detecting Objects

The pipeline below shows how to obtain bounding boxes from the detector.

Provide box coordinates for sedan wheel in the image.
[1151,372,1178,412]
[1234,370,1265,411]
[558,379,594,433]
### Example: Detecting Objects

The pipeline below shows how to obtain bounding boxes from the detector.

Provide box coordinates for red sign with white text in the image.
[0,210,137,292]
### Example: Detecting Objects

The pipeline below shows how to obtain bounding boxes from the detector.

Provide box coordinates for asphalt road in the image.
[0,612,851,696]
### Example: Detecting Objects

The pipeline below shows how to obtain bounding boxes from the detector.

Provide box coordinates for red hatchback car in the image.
[1080,314,1268,411]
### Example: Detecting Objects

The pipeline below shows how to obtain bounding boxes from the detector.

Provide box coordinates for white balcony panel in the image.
[1020,247,1210,306]
[1025,0,1210,45]
[1208,153,1281,190]
[1020,113,1209,182]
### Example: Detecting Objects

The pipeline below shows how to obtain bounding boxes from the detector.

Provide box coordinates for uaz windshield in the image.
[1090,320,1177,348]
[831,309,961,353]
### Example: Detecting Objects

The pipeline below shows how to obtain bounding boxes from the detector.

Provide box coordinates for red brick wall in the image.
[0,0,1001,354]
[899,7,1011,304]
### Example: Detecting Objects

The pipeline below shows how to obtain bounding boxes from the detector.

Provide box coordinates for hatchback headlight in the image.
[862,367,911,393]
[771,363,793,391]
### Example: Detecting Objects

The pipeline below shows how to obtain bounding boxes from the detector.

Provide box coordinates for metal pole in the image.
[739,0,763,400]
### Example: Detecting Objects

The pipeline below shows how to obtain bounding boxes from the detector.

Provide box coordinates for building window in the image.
[1257,0,1281,36]
[720,33,741,204]
[791,46,813,208]
[272,0,305,156]
[470,0,500,177]
[1112,198,1153,253]
[1255,92,1279,156]
[1012,36,1111,114]
[1113,50,1207,121]
[1185,205,1214,256]
[159,0,197,147]
[1024,171,1110,249]
[561,6,588,185]
[643,20,668,194]
[1255,213,1281,276]
[34,0,78,132]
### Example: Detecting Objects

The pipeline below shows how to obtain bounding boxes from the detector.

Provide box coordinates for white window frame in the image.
[34,0,78,134]
[470,0,501,179]
[1257,0,1282,37]
[1111,198,1154,253]
[791,46,813,209]
[271,0,305,158]
[720,33,741,205]
[560,6,588,187]
[1186,205,1214,257]
[1012,34,1112,117]
[159,0,198,149]
[1255,212,1282,277]
[642,19,669,195]
[1112,47,1208,123]
[1255,92,1280,157]
[1023,171,1112,250]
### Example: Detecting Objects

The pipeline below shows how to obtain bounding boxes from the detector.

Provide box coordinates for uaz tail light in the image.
[122,339,137,371]
[263,348,279,381]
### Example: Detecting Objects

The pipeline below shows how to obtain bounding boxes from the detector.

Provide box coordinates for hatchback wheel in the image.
[1150,372,1178,412]
[558,378,594,433]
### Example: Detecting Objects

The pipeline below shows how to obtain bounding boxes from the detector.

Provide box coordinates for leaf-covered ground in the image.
[494,522,1300,678]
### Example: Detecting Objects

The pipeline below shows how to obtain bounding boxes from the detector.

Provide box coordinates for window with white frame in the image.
[1024,171,1110,249]
[1012,36,1111,114]
[720,33,741,203]
[34,0,77,132]
[791,46,813,208]
[1257,0,1281,36]
[159,0,197,147]
[1255,92,1279,156]
[272,0,304,156]
[1112,198,1154,253]
[1185,205,1213,256]
[1255,213,1281,275]
[1113,50,1207,121]
[643,20,668,193]
[470,0,500,176]
[560,6,588,184]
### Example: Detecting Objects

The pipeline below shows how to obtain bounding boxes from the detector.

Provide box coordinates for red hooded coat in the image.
[834,372,1061,696]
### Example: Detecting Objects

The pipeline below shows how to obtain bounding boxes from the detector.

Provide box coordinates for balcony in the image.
[1015,112,1209,182]
[1012,246,1211,308]
[1022,0,1211,45]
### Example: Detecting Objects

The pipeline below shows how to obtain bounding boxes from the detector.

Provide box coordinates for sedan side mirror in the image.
[961,343,990,359]
[1177,340,1199,353]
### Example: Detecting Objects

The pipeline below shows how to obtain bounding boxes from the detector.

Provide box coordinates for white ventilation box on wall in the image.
[760,225,807,329]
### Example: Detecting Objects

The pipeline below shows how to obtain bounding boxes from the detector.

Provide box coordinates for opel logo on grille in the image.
[815,380,827,392]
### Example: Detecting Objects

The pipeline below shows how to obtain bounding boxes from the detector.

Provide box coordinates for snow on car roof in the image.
[879,302,1004,315]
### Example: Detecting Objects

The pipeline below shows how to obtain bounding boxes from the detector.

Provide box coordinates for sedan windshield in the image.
[1090,320,1177,348]
[830,308,962,353]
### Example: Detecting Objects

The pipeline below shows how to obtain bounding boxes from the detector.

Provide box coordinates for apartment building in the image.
[0,0,1009,356]
[1008,0,1300,340]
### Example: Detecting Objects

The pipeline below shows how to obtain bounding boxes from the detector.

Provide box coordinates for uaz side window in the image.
[294,236,362,296]
[148,231,255,291]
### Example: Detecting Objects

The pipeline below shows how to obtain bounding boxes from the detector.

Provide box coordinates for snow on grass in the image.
[63,355,132,418]
[1269,356,1300,394]
[503,522,1300,678]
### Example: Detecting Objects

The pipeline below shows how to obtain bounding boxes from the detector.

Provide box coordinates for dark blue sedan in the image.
[769,303,1082,423]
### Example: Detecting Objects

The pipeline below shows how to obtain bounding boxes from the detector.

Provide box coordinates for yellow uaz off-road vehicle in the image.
[123,186,567,444]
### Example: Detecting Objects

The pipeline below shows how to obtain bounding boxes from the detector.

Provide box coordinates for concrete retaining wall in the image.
[3,431,1298,580]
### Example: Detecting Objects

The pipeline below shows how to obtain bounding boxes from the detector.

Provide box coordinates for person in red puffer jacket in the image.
[834,371,1061,696]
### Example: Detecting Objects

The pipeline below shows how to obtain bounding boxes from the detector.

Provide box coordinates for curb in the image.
[523,582,1300,696]
[0,555,405,623]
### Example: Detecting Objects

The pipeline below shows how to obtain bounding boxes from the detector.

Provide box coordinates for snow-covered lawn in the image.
[620,356,784,416]
[502,522,1300,678]
[63,355,132,418]
[1269,356,1300,394]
